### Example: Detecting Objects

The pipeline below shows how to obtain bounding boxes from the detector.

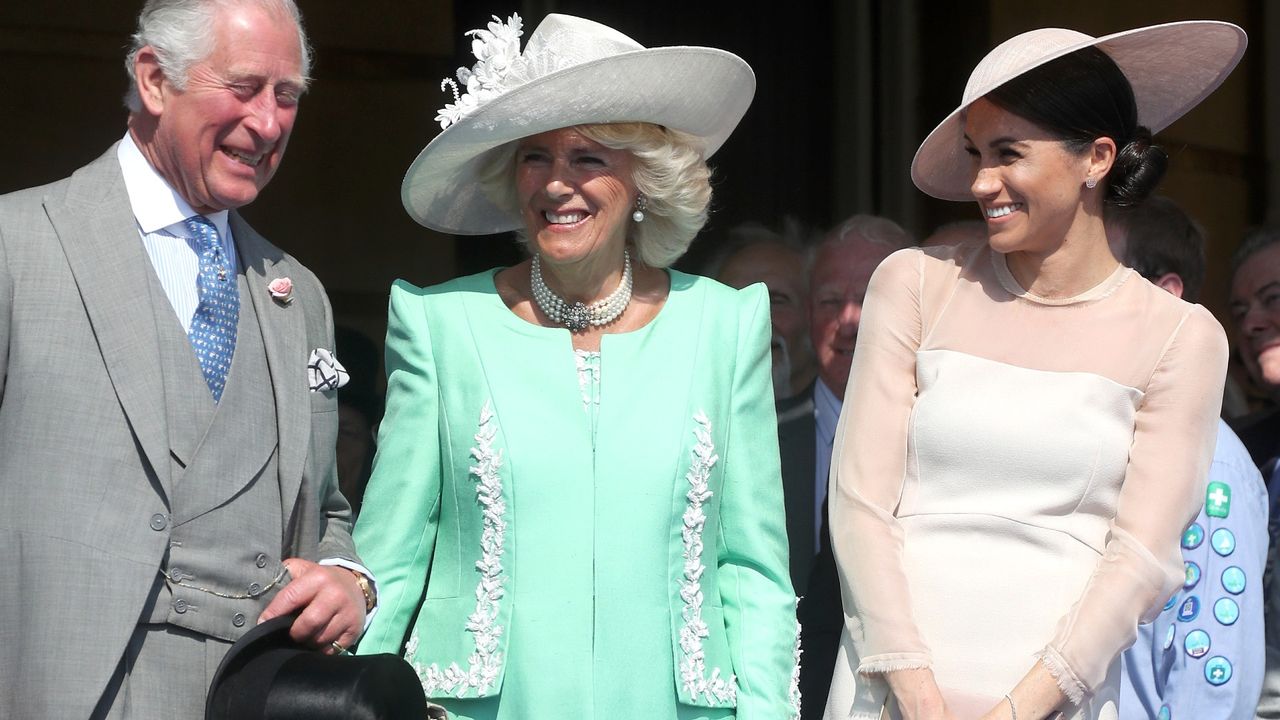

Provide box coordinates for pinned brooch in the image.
[268,277,293,305]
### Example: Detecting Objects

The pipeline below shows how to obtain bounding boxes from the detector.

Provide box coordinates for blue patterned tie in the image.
[185,216,238,402]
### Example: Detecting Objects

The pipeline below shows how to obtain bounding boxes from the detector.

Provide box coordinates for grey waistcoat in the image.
[141,267,287,642]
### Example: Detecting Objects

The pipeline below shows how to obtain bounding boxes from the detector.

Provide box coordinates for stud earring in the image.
[632,195,648,223]
[1085,177,1098,189]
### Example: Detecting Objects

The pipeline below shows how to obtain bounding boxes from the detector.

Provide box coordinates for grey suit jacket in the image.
[0,145,358,719]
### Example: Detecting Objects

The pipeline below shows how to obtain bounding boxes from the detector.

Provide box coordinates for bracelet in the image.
[350,570,377,613]
[1004,693,1018,720]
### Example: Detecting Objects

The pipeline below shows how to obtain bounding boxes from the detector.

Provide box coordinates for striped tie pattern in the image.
[184,216,239,402]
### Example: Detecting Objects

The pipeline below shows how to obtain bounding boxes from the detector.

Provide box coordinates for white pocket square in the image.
[307,348,349,392]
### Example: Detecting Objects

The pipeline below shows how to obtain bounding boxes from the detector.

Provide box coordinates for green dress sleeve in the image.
[354,280,444,655]
[716,283,802,718]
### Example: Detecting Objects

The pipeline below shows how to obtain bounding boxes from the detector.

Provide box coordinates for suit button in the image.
[173,599,188,614]
[169,567,184,582]
[255,553,268,568]
[232,613,246,628]
[248,583,262,597]
[150,514,168,531]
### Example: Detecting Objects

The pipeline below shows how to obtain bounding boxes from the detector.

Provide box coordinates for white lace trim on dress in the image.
[1036,645,1088,705]
[788,617,803,719]
[678,411,739,705]
[404,400,508,697]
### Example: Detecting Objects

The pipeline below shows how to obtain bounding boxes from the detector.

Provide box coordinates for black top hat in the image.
[205,615,437,720]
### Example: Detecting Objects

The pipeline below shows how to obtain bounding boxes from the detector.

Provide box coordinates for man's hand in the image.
[258,558,365,654]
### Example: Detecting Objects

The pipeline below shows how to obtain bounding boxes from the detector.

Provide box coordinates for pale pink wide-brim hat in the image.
[911,20,1247,201]
[401,12,756,233]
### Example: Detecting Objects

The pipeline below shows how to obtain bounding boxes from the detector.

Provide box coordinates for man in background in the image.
[795,214,912,719]
[1230,228,1280,469]
[1109,197,1266,720]
[714,221,817,404]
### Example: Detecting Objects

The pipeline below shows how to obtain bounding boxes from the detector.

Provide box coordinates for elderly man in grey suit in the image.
[0,1,373,717]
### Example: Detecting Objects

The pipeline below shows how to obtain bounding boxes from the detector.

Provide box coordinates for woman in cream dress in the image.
[823,22,1246,720]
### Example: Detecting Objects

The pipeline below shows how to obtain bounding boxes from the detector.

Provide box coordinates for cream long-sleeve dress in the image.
[822,243,1227,720]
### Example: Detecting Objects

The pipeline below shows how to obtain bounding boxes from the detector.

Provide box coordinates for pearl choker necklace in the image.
[530,251,633,333]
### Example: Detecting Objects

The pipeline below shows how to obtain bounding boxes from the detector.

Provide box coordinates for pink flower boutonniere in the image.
[268,277,294,305]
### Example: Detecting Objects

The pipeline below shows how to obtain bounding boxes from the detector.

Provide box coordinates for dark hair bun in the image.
[1106,127,1167,207]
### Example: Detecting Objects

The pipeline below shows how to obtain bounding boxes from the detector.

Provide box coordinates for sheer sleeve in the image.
[1038,305,1228,701]
[828,248,933,672]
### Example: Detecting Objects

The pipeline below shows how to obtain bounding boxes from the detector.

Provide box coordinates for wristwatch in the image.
[351,570,377,613]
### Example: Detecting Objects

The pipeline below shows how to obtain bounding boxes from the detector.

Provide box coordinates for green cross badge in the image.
[1206,481,1231,519]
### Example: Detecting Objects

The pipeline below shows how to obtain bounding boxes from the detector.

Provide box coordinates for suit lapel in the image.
[45,145,172,500]
[233,214,308,525]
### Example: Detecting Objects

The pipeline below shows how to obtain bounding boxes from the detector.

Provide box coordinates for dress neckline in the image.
[990,248,1132,307]
[482,266,678,347]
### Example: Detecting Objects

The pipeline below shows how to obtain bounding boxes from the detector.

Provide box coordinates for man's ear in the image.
[134,46,168,116]
[1152,272,1185,300]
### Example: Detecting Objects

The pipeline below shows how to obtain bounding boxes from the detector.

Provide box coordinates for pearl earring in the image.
[632,195,648,223]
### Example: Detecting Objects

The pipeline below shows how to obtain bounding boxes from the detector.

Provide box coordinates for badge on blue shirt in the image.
[1214,597,1240,626]
[1184,561,1201,589]
[1184,629,1211,658]
[1177,595,1201,622]
[1222,566,1247,595]
[1183,523,1205,550]
[1206,481,1232,519]
[1211,528,1236,556]
[1205,656,1233,686]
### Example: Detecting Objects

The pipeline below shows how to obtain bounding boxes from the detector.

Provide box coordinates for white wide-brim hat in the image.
[401,12,756,233]
[911,20,1246,201]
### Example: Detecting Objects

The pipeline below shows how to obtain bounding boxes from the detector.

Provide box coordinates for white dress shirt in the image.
[117,132,236,333]
[813,378,842,553]
[115,132,378,628]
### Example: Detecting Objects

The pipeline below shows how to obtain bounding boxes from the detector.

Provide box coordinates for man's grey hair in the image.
[123,0,311,112]
[808,213,914,271]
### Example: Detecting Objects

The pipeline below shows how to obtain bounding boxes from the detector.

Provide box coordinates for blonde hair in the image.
[477,122,713,268]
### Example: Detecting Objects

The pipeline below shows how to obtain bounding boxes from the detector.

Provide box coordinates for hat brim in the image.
[205,615,298,720]
[401,46,755,234]
[911,20,1247,201]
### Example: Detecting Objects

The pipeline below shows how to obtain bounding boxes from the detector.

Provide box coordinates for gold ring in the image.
[330,641,347,654]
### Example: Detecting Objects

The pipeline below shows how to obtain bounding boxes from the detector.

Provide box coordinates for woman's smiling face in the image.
[963,98,1094,256]
[515,126,636,269]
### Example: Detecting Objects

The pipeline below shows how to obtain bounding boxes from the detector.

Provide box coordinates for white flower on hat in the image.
[437,14,524,129]
[402,13,756,233]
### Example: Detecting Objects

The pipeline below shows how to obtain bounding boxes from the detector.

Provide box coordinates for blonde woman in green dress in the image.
[354,12,800,720]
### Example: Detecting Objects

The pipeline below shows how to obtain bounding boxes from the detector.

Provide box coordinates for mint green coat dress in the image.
[354,269,801,719]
